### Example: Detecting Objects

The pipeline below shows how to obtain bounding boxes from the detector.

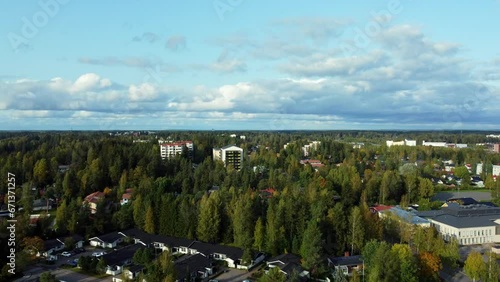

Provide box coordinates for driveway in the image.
[214,269,254,282]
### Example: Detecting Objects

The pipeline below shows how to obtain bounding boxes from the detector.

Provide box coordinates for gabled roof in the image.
[44,239,64,251]
[268,253,301,265]
[267,253,304,276]
[90,231,124,244]
[101,243,146,266]
[189,241,243,261]
[84,191,105,203]
[120,228,193,248]
[175,254,213,281]
[328,255,363,266]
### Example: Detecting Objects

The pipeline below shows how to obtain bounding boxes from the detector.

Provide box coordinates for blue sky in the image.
[1,0,499,130]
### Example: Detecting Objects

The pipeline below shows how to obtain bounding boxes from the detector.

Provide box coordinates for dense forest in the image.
[1,131,500,281]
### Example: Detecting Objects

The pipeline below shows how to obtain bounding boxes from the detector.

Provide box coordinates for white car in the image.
[61,251,71,257]
[92,252,105,257]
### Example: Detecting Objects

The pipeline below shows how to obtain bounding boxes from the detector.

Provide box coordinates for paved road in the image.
[52,268,113,282]
[15,247,108,282]
[433,191,492,202]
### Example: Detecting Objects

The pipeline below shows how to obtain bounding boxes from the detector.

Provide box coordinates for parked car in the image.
[61,251,71,257]
[92,252,105,257]
[67,259,77,266]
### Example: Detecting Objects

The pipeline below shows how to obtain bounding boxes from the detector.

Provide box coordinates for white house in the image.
[493,165,500,176]
[89,232,125,248]
[422,141,447,147]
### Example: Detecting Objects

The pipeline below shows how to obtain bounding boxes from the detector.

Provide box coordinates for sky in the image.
[1,0,499,131]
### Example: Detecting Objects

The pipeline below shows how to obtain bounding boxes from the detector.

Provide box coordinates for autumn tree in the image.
[253,217,265,252]
[418,251,442,281]
[258,266,286,282]
[197,192,221,243]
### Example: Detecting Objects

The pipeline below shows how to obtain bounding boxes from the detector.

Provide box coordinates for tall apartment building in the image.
[493,165,500,176]
[159,141,193,159]
[213,145,243,170]
[494,144,500,153]
[302,141,320,157]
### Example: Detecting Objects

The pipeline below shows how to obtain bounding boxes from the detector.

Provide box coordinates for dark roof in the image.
[101,243,145,266]
[174,254,213,281]
[92,231,124,244]
[61,234,84,243]
[121,228,192,248]
[189,241,243,260]
[417,204,500,228]
[447,197,478,206]
[127,264,145,273]
[44,239,63,251]
[328,255,363,266]
[267,253,301,265]
[267,253,304,276]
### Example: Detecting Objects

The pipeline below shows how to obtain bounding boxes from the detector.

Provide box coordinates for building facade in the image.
[493,165,500,176]
[213,145,243,170]
[418,203,500,245]
[159,141,193,159]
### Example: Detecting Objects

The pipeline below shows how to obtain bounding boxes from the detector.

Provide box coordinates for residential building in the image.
[266,253,310,279]
[494,144,500,153]
[417,203,500,245]
[213,145,243,170]
[38,235,84,260]
[120,189,133,205]
[477,163,484,175]
[240,135,246,140]
[89,232,125,248]
[300,159,325,169]
[102,243,146,276]
[327,254,363,277]
[174,254,215,282]
[302,141,320,157]
[159,141,193,159]
[493,165,500,176]
[83,191,105,214]
[112,264,144,282]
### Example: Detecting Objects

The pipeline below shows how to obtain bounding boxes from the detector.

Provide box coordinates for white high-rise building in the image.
[160,141,193,159]
[213,145,243,170]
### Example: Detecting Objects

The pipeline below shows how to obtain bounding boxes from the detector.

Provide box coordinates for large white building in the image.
[213,145,243,170]
[386,139,416,147]
[417,203,500,245]
[476,163,484,175]
[422,141,448,147]
[159,141,193,159]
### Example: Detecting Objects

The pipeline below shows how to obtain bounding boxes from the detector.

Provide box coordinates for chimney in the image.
[344,251,350,257]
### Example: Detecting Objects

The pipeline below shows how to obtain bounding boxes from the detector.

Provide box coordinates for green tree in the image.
[391,244,418,282]
[484,251,500,282]
[299,220,323,270]
[418,177,434,200]
[197,193,221,243]
[33,158,50,186]
[348,206,364,255]
[253,217,265,252]
[96,258,107,274]
[54,200,68,233]
[464,251,486,282]
[144,205,156,234]
[39,271,58,282]
[258,267,286,282]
